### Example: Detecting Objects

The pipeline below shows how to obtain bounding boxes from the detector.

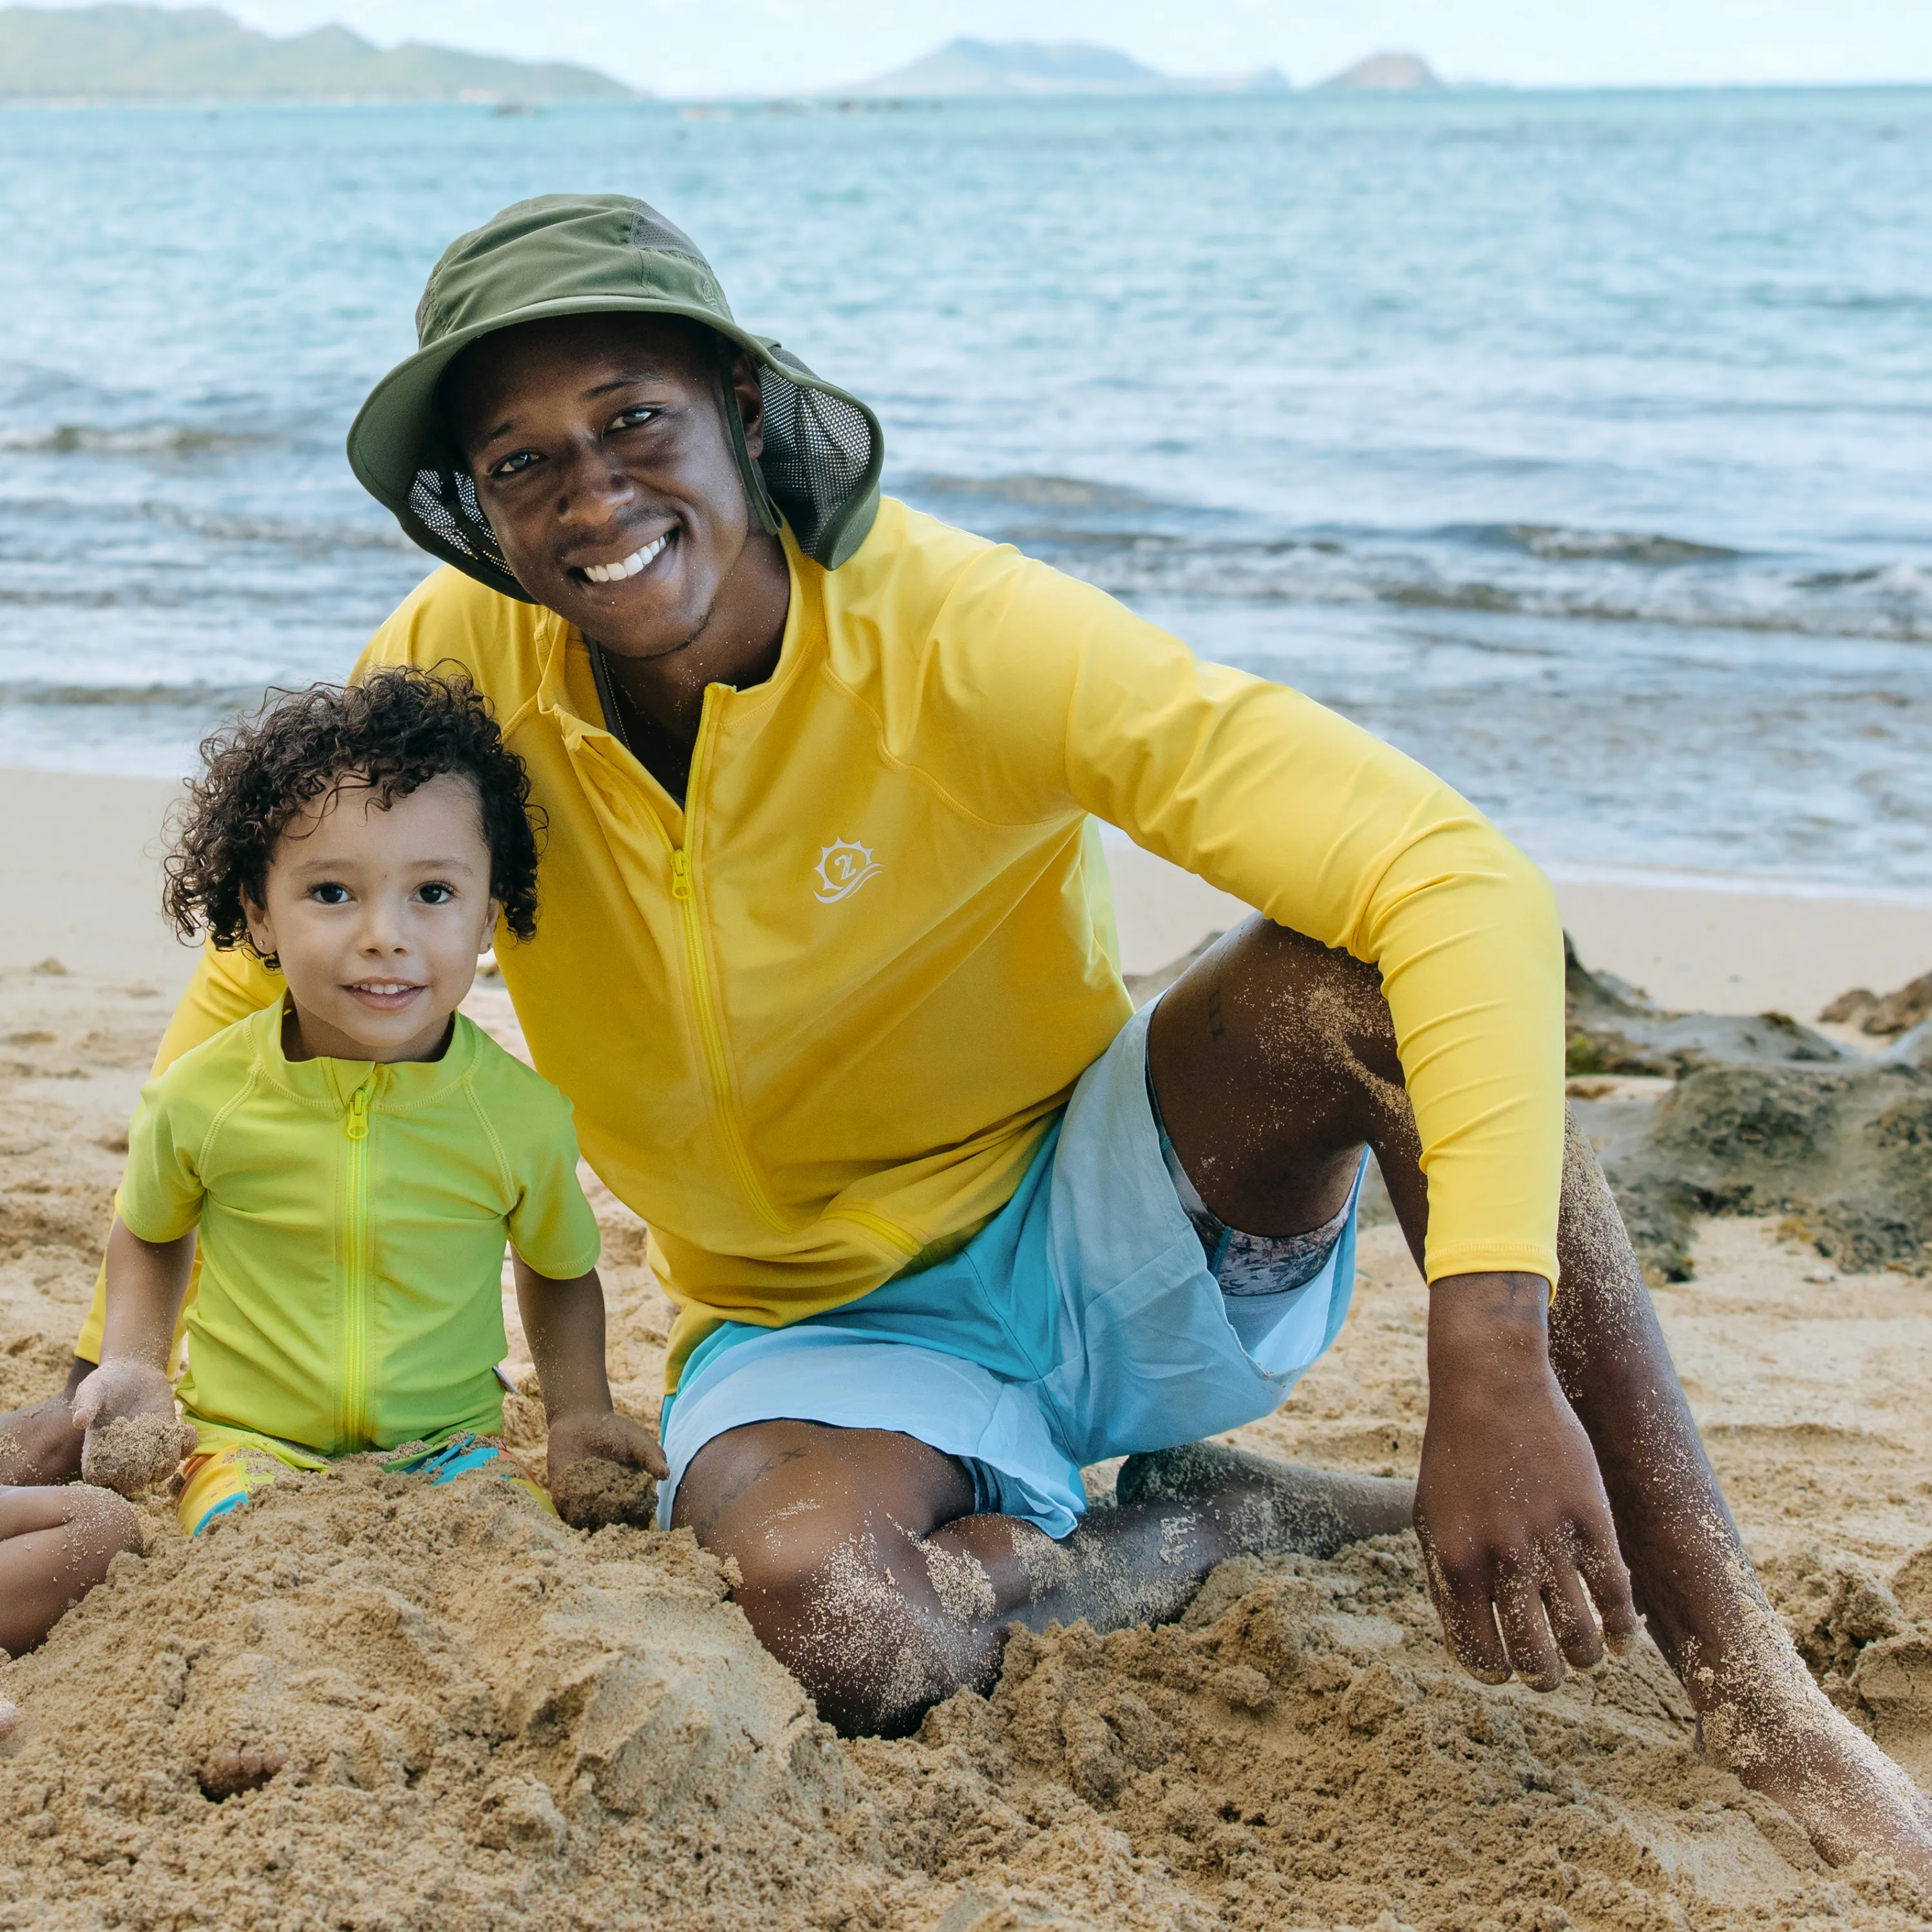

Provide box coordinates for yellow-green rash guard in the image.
[86,496,1566,1390]
[115,1005,601,1457]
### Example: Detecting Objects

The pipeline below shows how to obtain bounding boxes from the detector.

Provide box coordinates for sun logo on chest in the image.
[814,838,883,905]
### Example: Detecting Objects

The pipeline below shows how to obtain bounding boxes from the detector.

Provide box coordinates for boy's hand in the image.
[544,1406,668,1490]
[1414,1272,1640,1691]
[72,1360,180,1437]
[70,1361,196,1497]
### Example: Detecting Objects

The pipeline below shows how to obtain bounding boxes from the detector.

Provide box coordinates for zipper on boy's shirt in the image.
[338,1072,377,1450]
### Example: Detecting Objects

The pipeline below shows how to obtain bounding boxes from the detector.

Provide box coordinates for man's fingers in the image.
[627,1421,669,1479]
[589,1412,669,1479]
[1493,1562,1566,1692]
[1425,1546,1512,1683]
[1542,1553,1606,1672]
[1575,1524,1641,1655]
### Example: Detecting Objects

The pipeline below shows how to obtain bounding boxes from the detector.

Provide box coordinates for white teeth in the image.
[582,533,669,584]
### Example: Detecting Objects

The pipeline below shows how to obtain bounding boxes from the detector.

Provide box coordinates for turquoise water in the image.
[2,88,1930,888]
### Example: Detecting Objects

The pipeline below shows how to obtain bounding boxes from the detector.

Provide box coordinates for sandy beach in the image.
[3,768,1932,1927]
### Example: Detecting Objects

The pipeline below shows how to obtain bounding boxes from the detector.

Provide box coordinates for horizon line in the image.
[6,75,1932,109]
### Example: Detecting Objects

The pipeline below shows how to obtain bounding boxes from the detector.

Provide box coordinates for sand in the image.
[3,771,1932,1926]
[79,1410,194,1499]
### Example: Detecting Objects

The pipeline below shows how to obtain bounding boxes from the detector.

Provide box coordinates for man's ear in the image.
[732,350,766,462]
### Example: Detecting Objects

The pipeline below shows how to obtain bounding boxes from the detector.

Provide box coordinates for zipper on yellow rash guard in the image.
[668,841,792,1233]
[338,1077,375,1450]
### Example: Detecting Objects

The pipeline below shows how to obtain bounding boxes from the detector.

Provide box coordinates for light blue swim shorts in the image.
[658,1000,1363,1539]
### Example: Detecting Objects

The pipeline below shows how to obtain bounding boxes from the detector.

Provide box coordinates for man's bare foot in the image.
[0,1397,85,1486]
[1116,1441,1416,1560]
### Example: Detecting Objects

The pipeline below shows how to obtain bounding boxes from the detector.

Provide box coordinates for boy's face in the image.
[243,773,500,1064]
[450,314,766,664]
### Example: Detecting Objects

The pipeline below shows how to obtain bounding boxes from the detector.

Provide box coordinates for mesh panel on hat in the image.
[758,352,876,560]
[626,202,705,260]
[408,467,514,579]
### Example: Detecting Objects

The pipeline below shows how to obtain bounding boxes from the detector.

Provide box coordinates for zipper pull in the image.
[671,849,692,901]
[346,1085,371,1141]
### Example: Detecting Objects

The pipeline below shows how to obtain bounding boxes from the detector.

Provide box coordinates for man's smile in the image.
[571,529,674,586]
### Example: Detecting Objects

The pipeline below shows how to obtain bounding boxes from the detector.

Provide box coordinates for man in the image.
[13,195,1929,1874]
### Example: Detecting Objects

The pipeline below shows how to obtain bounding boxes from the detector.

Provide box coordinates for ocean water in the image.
[3,88,1930,892]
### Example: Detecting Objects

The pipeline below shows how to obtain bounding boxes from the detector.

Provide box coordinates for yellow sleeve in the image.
[74,942,285,1361]
[118,1076,207,1246]
[923,551,1566,1289]
[504,1104,603,1283]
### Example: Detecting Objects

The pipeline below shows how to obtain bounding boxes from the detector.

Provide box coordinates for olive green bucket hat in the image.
[346,193,884,600]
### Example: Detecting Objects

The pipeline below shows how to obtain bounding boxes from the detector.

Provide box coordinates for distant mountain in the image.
[1317,51,1443,92]
[0,5,633,103]
[840,37,1290,99]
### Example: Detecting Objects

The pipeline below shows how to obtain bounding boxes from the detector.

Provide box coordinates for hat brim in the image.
[347,295,883,600]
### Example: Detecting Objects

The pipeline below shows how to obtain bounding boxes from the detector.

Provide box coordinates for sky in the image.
[31,0,1932,96]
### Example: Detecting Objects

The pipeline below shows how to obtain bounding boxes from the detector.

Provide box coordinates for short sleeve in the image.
[504,1095,603,1281]
[118,1078,207,1245]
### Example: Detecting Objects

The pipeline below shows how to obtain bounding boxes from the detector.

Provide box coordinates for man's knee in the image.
[1150,915,1416,1233]
[1155,917,1402,1110]
[728,1520,983,1738]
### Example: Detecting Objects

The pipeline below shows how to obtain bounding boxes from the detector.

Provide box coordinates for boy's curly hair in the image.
[162,667,544,965]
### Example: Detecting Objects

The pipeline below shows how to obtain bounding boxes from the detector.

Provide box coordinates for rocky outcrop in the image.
[1564,934,1851,1079]
[1317,52,1443,92]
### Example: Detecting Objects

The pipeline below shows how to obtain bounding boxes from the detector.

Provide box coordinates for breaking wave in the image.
[0,680,269,710]
[900,475,1932,645]
[0,423,269,457]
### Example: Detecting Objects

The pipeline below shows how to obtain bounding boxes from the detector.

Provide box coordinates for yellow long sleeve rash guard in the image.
[82,498,1566,1387]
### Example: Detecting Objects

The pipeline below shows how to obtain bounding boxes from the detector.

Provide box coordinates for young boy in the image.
[71,668,664,1530]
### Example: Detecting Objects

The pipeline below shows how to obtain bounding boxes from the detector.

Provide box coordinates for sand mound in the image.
[858,1540,1932,1931]
[0,1462,855,1930]
[6,1464,1930,1931]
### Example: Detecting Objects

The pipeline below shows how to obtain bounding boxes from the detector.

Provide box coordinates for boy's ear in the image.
[240,891,276,959]
[480,899,502,951]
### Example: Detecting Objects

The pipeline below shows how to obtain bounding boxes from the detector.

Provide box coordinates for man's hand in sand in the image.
[544,1408,667,1531]
[1415,1271,1640,1690]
